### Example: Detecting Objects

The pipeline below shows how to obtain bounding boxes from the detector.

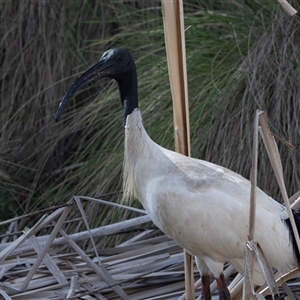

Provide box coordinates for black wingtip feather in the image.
[284,210,300,265]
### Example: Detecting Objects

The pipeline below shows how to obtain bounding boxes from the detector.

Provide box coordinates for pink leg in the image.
[200,274,211,300]
[216,273,230,300]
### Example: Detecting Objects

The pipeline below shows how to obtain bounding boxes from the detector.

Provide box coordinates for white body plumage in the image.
[123,108,297,284]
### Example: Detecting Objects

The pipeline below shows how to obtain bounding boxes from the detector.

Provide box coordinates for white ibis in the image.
[55,48,300,300]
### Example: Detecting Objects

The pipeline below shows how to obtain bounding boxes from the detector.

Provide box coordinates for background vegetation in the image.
[1,1,300,237]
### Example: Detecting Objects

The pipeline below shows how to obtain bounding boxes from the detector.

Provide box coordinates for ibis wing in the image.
[160,146,287,218]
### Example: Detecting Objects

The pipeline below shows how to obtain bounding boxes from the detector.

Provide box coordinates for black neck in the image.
[116,66,138,126]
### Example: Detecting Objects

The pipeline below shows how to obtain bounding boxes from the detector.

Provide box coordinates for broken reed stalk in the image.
[277,0,297,16]
[161,0,193,299]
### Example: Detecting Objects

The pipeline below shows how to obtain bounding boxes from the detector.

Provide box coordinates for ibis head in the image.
[55,48,138,124]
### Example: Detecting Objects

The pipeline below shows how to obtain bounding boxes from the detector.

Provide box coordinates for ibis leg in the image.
[216,273,230,300]
[200,274,211,300]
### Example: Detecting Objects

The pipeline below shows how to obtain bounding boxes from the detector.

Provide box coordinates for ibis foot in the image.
[200,274,211,300]
[216,273,230,300]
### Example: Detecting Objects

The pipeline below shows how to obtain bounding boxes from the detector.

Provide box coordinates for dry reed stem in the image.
[74,196,100,263]
[242,110,260,300]
[78,196,147,214]
[161,0,193,299]
[230,274,244,300]
[161,0,190,156]
[248,110,260,241]
[277,0,297,16]
[243,244,255,300]
[249,241,277,296]
[66,275,78,299]
[0,290,11,300]
[243,111,278,300]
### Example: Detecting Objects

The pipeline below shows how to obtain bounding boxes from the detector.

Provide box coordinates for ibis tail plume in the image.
[56,48,300,300]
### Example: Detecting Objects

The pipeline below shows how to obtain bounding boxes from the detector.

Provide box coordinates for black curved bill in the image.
[55,60,111,121]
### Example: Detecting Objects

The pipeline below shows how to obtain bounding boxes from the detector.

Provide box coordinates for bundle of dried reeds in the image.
[0,198,190,300]
[1,194,300,299]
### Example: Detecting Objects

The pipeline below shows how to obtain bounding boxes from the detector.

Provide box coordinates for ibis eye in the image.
[116,56,122,62]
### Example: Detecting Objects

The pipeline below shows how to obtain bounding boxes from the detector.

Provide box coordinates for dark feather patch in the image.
[283,210,300,265]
